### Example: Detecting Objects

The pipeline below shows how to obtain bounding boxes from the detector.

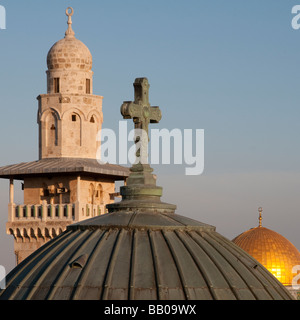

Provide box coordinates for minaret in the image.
[0,8,129,265]
[37,7,103,159]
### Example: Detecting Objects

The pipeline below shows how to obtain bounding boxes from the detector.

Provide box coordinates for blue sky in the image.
[0,0,300,271]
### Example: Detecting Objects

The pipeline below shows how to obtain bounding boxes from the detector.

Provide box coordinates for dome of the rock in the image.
[232,208,300,287]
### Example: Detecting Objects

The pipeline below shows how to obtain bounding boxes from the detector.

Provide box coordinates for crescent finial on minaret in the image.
[65,7,75,38]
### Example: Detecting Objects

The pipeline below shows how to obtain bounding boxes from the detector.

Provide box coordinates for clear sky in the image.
[0,0,300,272]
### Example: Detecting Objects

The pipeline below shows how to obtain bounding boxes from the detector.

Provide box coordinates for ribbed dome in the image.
[233,226,300,286]
[0,211,292,300]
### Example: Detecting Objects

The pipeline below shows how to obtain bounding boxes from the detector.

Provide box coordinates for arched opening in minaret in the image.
[96,184,104,204]
[46,112,58,147]
[69,112,82,146]
[89,183,95,205]
[88,114,98,150]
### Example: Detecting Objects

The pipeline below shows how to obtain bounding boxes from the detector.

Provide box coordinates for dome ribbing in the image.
[0,211,293,300]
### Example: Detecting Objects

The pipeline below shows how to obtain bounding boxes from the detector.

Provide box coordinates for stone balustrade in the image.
[6,202,107,252]
[8,202,107,223]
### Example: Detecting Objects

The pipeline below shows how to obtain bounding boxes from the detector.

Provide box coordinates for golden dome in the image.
[233,209,300,286]
[47,7,92,71]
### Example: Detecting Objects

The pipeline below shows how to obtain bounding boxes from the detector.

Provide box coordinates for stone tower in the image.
[38,7,102,160]
[0,8,129,264]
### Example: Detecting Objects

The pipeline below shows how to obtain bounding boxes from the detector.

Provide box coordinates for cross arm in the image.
[120,101,142,120]
[149,106,162,123]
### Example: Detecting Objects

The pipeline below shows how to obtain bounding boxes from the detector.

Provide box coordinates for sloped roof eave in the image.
[0,158,130,180]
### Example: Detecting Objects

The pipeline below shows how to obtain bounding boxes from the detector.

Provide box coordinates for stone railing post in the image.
[8,203,15,222]
[74,202,80,221]
[42,202,47,221]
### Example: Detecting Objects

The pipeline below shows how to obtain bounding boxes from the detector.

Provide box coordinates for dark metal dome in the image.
[0,211,292,300]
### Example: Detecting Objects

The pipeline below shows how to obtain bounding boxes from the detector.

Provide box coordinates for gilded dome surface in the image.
[233,226,300,286]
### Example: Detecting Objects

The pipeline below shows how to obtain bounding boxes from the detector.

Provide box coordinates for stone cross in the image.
[121,78,161,136]
[107,77,177,215]
[121,78,162,161]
